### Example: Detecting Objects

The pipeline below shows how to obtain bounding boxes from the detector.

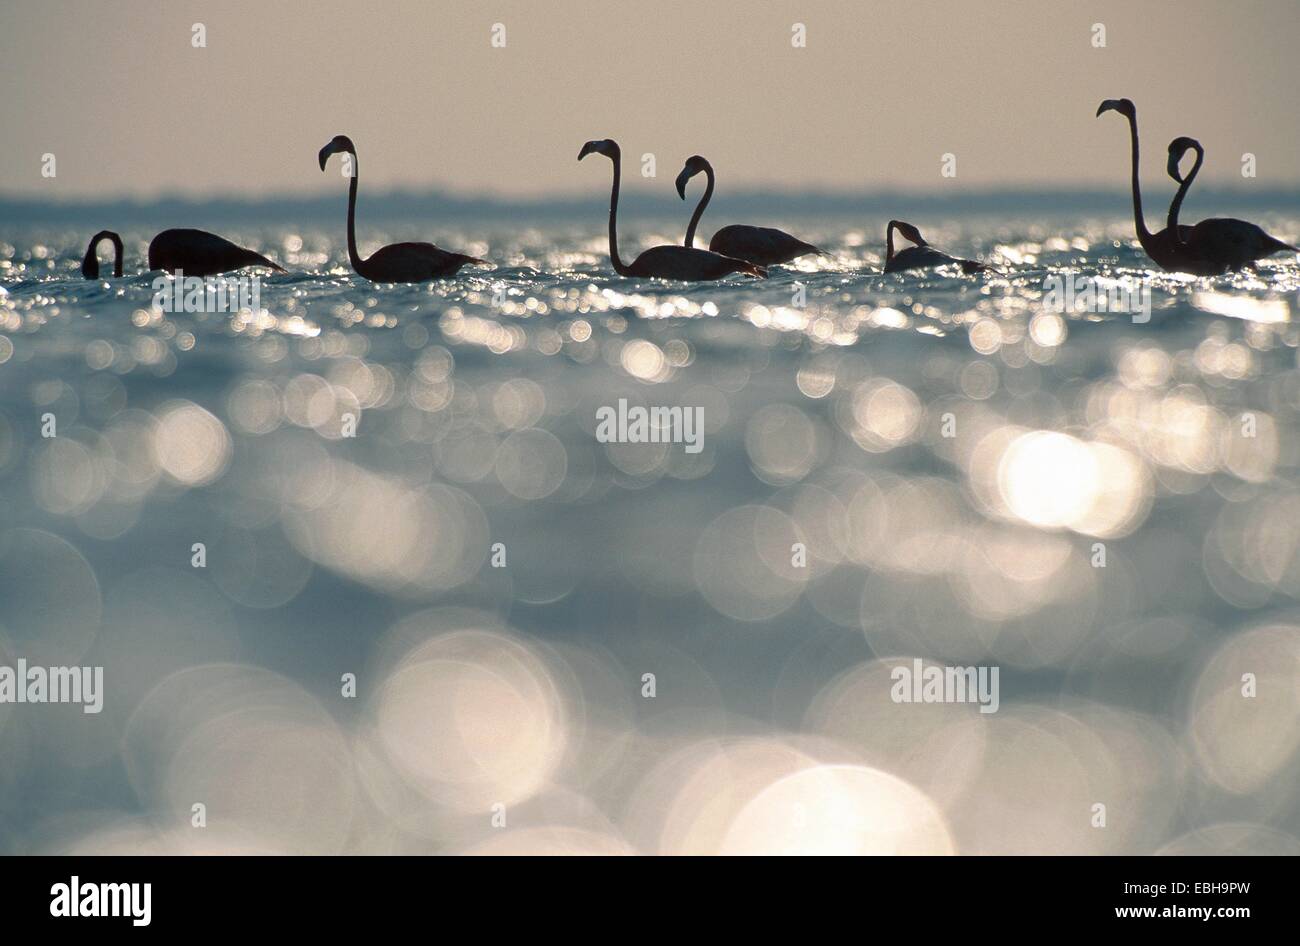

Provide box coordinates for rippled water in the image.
[2,214,1300,855]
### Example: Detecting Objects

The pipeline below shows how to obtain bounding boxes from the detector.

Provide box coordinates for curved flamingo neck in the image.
[1122,112,1154,247]
[344,151,364,272]
[684,162,714,249]
[886,220,900,263]
[605,154,631,276]
[1167,145,1203,241]
[83,230,123,278]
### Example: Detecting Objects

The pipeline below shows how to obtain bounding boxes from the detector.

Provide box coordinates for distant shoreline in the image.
[5,186,1300,226]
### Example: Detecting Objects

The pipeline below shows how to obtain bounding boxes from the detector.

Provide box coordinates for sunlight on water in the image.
[2,215,1300,854]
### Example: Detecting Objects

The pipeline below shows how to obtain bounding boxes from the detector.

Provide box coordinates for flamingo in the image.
[883,220,989,274]
[1165,136,1297,274]
[578,139,765,280]
[81,228,282,279]
[318,135,489,282]
[81,230,123,278]
[674,155,820,265]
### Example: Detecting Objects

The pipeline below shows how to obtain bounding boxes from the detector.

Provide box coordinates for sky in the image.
[1,0,1298,200]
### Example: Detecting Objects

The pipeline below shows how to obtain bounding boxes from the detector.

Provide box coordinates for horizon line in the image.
[5,183,1300,225]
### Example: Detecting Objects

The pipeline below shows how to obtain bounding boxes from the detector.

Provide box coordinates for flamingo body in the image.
[885,245,985,274]
[1182,219,1297,273]
[708,224,819,266]
[626,244,763,280]
[147,228,283,277]
[353,242,487,282]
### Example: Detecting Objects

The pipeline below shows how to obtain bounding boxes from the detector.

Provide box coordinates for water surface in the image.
[2,213,1299,855]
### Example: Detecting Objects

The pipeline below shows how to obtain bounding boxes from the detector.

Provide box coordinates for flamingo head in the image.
[1096,98,1136,120]
[578,139,619,162]
[1166,136,1202,182]
[675,155,710,199]
[318,135,356,171]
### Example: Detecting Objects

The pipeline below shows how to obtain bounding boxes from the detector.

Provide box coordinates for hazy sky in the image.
[2,0,1298,199]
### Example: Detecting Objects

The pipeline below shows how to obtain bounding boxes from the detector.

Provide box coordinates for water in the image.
[1,212,1299,854]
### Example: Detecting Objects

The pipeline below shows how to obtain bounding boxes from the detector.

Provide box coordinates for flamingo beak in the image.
[318,144,333,171]
[1096,99,1121,117]
[578,141,601,161]
[675,168,692,200]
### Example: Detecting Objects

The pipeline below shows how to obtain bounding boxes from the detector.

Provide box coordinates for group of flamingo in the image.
[1096,98,1297,276]
[577,139,989,279]
[80,99,1296,286]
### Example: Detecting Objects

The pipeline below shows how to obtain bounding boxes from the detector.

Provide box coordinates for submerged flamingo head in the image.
[1096,98,1136,120]
[318,135,357,171]
[675,155,710,199]
[578,139,619,162]
[1166,136,1202,182]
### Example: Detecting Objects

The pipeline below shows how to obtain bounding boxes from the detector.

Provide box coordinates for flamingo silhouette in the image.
[318,135,489,282]
[148,229,284,278]
[1165,136,1297,274]
[883,220,989,274]
[674,155,820,265]
[578,139,765,280]
[81,230,124,278]
[82,228,283,279]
